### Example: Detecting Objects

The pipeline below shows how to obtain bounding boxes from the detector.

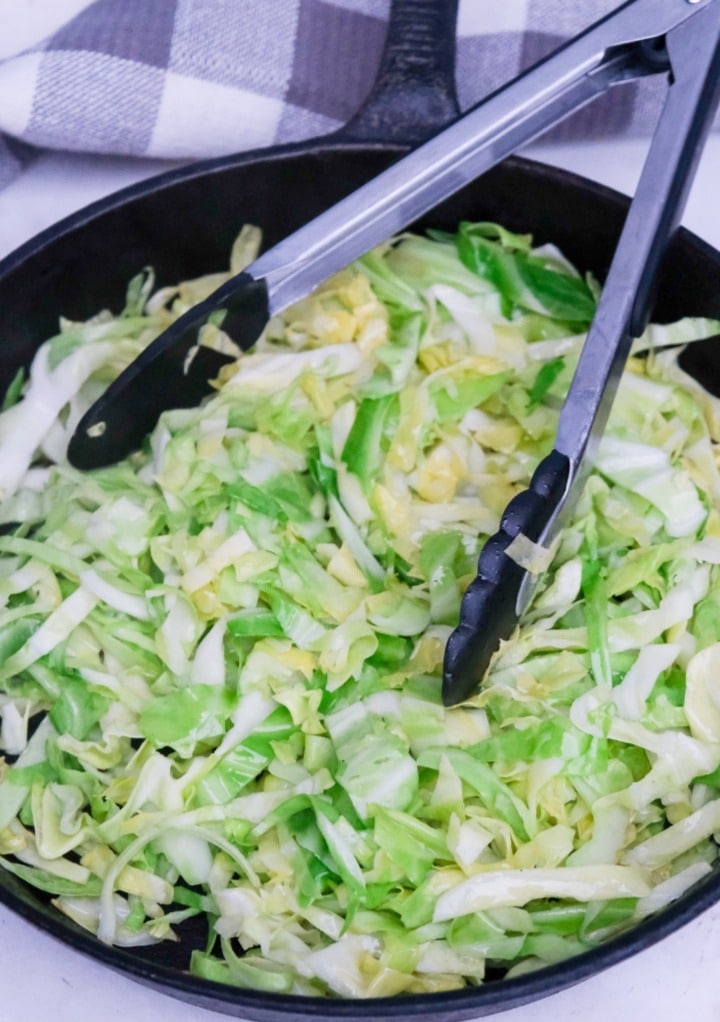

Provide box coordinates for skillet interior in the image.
[1,147,720,1019]
[2,146,720,392]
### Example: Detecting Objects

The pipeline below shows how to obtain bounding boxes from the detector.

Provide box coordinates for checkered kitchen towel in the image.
[0,0,687,193]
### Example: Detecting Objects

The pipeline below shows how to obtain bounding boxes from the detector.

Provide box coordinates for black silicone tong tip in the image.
[67,344,235,471]
[442,450,570,706]
[67,272,270,470]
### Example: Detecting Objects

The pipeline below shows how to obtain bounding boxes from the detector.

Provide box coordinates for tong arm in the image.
[69,0,713,470]
[442,0,720,705]
[253,0,709,315]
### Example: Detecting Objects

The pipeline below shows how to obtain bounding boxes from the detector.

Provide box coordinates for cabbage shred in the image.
[1,223,720,996]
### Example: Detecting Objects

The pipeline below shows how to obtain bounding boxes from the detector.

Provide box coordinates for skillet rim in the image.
[1,143,720,1019]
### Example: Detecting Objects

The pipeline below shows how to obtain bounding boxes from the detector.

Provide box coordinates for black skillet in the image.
[1,1,720,1018]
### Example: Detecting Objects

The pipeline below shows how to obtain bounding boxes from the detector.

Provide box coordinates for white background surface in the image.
[3,2,720,1021]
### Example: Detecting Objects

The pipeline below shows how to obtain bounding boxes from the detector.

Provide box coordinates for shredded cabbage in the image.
[1,221,720,997]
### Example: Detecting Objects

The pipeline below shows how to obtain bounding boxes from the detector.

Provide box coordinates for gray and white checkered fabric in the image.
[0,0,698,193]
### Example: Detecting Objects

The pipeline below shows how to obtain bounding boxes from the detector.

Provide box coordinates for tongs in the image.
[67,0,720,705]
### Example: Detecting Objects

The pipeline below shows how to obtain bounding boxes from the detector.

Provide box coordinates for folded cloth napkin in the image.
[0,0,691,194]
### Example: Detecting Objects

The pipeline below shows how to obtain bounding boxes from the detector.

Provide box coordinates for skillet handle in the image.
[341,0,461,144]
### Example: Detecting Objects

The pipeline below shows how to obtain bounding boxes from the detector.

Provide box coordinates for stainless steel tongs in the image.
[67,0,720,704]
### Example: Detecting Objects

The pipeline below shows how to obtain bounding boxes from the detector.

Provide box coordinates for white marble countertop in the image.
[3,2,720,1019]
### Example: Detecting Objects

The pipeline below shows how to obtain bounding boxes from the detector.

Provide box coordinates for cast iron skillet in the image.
[1,2,720,1018]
